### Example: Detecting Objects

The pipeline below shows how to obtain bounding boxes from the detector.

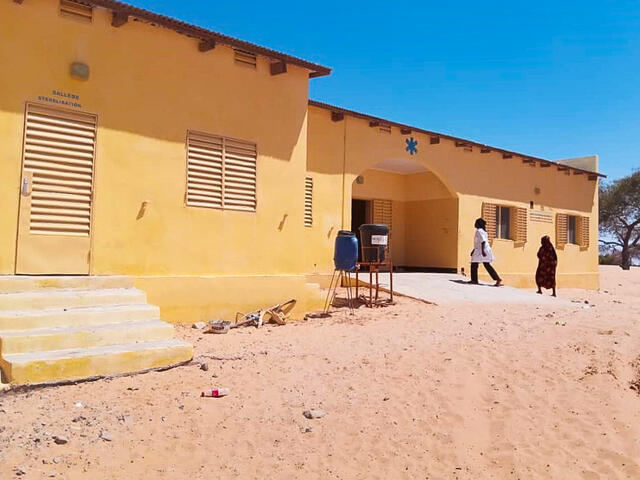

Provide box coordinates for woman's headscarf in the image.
[540,235,557,261]
[475,218,487,230]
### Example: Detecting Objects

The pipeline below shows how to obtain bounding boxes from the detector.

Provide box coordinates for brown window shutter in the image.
[556,213,568,249]
[372,199,392,231]
[579,216,590,248]
[514,207,528,245]
[481,203,497,240]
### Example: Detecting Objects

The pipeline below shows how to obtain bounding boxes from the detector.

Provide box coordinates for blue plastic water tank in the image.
[334,230,358,271]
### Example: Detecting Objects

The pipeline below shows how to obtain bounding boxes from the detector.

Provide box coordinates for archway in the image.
[351,158,458,272]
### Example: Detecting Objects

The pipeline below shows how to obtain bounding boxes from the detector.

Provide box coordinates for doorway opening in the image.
[351,199,370,262]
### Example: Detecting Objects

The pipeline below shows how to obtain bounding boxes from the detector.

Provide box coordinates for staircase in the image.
[0,276,193,385]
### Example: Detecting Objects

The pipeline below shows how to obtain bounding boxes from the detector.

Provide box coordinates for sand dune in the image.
[0,266,639,479]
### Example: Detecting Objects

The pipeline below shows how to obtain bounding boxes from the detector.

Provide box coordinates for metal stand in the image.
[323,269,355,315]
[355,246,394,308]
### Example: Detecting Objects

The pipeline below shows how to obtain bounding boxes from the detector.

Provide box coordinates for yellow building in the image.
[1,0,602,332]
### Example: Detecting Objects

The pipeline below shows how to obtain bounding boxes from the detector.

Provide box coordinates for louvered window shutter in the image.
[24,104,96,236]
[372,199,392,230]
[223,138,257,211]
[481,203,497,240]
[304,176,313,227]
[186,132,256,212]
[579,216,590,248]
[514,207,528,245]
[186,132,223,209]
[556,213,568,249]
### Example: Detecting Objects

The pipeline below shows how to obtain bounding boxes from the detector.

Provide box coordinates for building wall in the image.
[0,0,325,321]
[350,170,458,269]
[307,105,599,289]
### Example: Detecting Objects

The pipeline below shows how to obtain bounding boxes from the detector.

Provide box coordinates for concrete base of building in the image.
[134,274,326,324]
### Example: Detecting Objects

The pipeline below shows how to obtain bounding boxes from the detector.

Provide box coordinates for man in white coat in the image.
[470,218,503,286]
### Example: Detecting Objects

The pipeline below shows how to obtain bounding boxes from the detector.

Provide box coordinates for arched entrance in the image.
[351,158,458,272]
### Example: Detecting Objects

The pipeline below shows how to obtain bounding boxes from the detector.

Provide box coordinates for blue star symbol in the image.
[405,137,418,155]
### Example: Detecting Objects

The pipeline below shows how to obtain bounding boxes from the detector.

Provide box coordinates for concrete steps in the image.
[1,339,193,384]
[0,320,174,354]
[0,275,134,293]
[0,288,147,310]
[0,276,193,385]
[0,304,159,330]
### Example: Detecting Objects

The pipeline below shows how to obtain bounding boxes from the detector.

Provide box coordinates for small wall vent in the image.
[234,49,257,69]
[59,0,93,22]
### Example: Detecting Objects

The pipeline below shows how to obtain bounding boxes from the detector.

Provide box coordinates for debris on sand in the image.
[303,409,326,419]
[52,435,68,445]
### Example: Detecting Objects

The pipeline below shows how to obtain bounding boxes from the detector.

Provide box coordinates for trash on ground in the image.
[204,320,231,334]
[201,387,229,398]
[233,299,296,329]
[192,322,207,329]
[303,409,326,419]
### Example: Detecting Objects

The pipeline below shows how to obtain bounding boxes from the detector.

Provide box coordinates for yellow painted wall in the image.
[0,0,325,320]
[307,105,599,289]
[350,169,458,269]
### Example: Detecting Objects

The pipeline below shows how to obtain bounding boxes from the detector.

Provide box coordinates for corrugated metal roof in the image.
[309,100,605,178]
[81,0,331,77]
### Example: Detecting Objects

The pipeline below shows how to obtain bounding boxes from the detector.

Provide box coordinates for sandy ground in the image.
[1,266,640,479]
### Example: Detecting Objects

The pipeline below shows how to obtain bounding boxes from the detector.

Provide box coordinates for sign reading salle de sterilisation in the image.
[38,90,82,109]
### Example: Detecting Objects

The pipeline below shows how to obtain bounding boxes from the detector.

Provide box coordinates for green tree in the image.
[599,169,640,270]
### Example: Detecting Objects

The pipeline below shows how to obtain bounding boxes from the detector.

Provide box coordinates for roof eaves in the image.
[309,100,605,178]
[85,0,332,77]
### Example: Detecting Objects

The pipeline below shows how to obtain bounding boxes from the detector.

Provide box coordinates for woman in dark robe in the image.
[536,235,557,296]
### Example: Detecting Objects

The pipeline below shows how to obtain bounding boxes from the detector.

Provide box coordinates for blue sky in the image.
[133,0,639,180]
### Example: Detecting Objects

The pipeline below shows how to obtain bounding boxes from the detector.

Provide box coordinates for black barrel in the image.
[358,224,389,263]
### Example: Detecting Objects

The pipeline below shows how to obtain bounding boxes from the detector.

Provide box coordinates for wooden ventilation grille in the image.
[513,207,528,245]
[186,131,257,212]
[379,125,391,134]
[481,202,498,240]
[579,216,590,248]
[556,213,568,249]
[372,199,392,230]
[234,49,257,68]
[59,0,93,22]
[24,104,96,236]
[304,176,313,227]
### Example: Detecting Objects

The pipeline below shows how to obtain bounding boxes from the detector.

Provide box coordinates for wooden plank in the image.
[198,40,216,52]
[270,60,287,75]
[111,11,128,27]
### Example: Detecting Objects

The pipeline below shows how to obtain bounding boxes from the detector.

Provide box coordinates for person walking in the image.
[535,235,557,296]
[470,218,503,286]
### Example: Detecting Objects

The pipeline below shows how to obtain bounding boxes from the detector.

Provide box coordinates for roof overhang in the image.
[309,100,606,179]
[54,0,332,78]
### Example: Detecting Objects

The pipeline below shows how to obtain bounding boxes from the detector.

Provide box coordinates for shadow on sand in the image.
[449,279,497,287]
